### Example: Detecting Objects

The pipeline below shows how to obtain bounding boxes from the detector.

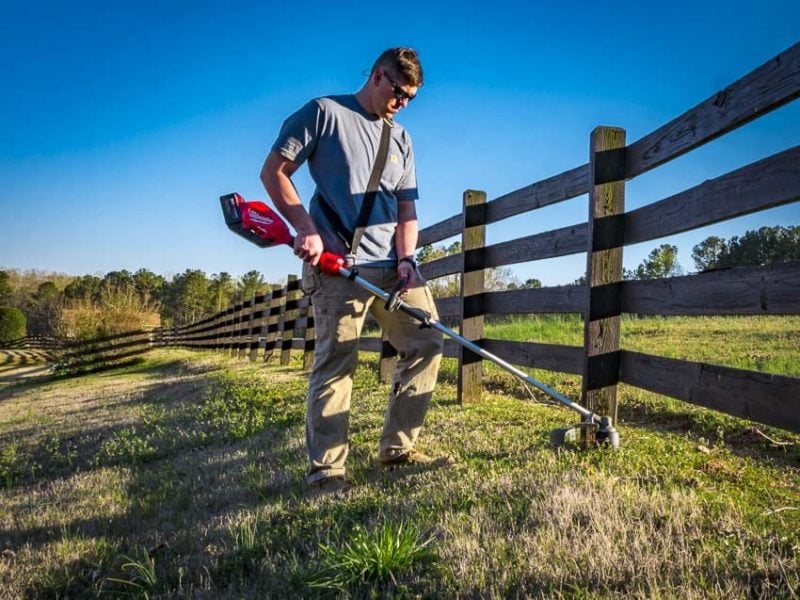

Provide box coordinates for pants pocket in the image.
[302,263,322,296]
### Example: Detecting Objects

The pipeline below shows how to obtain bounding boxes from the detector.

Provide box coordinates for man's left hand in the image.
[397,260,417,291]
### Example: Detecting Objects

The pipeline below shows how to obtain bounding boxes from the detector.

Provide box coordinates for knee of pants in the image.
[401,327,444,361]
[313,337,360,376]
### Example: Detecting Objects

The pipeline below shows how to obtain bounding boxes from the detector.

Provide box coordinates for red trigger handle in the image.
[319,252,345,276]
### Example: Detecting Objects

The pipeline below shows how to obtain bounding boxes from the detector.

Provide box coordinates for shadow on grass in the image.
[0,352,308,550]
[617,392,800,468]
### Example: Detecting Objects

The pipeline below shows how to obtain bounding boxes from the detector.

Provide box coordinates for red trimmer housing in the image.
[220,192,293,248]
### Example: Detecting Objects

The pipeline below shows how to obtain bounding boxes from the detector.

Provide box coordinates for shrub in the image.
[0,307,26,343]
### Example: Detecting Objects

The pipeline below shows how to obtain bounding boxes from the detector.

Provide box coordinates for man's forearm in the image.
[395,200,419,259]
[395,218,419,260]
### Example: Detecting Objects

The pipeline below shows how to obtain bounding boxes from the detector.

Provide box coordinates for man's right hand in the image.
[293,232,325,265]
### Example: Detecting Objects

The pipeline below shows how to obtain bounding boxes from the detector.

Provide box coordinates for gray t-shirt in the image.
[271,94,418,265]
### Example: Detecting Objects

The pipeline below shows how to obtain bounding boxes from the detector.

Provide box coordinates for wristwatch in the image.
[398,256,417,270]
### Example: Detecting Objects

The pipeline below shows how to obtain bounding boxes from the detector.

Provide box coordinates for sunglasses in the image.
[383,71,416,103]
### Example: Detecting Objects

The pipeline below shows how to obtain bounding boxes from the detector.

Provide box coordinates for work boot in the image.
[378,450,455,470]
[308,476,351,497]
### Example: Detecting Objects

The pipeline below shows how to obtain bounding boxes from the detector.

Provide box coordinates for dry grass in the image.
[0,344,798,598]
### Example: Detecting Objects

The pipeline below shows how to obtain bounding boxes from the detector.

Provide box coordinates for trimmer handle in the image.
[385,278,409,311]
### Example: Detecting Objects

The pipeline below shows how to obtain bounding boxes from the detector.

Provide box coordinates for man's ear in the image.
[373,69,382,87]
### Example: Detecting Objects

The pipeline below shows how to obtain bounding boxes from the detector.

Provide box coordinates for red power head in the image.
[220,192,345,276]
[220,193,293,248]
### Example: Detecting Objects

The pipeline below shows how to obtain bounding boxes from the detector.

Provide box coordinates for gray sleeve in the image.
[270,100,322,164]
[395,129,418,202]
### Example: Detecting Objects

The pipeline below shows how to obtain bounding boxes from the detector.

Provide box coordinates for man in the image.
[260,47,446,495]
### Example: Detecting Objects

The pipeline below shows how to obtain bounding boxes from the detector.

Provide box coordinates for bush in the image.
[0,307,26,343]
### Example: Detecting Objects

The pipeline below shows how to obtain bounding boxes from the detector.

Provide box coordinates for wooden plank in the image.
[619,350,800,433]
[211,310,228,350]
[418,253,461,280]
[482,339,583,374]
[418,214,461,247]
[264,284,284,362]
[434,296,461,318]
[250,293,269,361]
[238,298,254,359]
[484,164,590,224]
[229,302,244,356]
[467,224,588,271]
[357,337,383,353]
[582,126,626,423]
[459,190,487,404]
[626,42,800,178]
[626,146,800,245]
[417,165,588,247]
[482,285,585,315]
[623,262,800,316]
[222,305,236,353]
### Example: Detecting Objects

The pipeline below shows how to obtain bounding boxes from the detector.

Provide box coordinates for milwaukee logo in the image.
[247,212,274,225]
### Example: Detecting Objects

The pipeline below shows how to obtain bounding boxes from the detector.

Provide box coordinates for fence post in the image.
[212,308,226,350]
[238,297,254,359]
[459,189,487,404]
[582,126,626,426]
[229,302,242,357]
[264,284,284,362]
[249,292,267,362]
[221,305,233,353]
[281,275,301,366]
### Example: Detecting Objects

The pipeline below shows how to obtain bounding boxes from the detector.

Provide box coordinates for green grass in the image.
[485,314,800,376]
[0,316,799,598]
[309,520,434,593]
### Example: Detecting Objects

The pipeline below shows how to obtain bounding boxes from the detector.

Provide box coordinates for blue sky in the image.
[1,1,798,286]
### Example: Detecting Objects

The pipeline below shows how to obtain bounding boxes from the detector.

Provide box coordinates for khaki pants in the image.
[302,264,443,484]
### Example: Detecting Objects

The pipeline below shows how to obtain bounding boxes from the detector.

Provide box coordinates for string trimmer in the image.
[219,192,619,449]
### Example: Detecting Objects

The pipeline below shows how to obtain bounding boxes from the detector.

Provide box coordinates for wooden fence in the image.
[160,276,316,369]
[55,330,158,375]
[106,43,800,434]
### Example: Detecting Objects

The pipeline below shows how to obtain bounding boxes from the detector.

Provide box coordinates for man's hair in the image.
[371,47,423,87]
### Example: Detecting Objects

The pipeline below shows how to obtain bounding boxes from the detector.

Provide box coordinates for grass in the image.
[309,520,434,592]
[486,314,800,376]
[0,315,798,597]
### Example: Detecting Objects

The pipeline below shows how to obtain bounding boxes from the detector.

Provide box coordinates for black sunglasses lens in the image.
[386,73,413,102]
[394,85,412,102]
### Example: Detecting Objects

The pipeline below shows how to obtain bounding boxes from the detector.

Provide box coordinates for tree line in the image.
[0,268,276,341]
[572,225,799,284]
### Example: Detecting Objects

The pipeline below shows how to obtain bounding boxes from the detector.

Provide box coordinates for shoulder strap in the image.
[350,119,392,253]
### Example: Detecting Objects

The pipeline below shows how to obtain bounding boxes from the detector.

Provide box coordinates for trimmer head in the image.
[549,416,620,450]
